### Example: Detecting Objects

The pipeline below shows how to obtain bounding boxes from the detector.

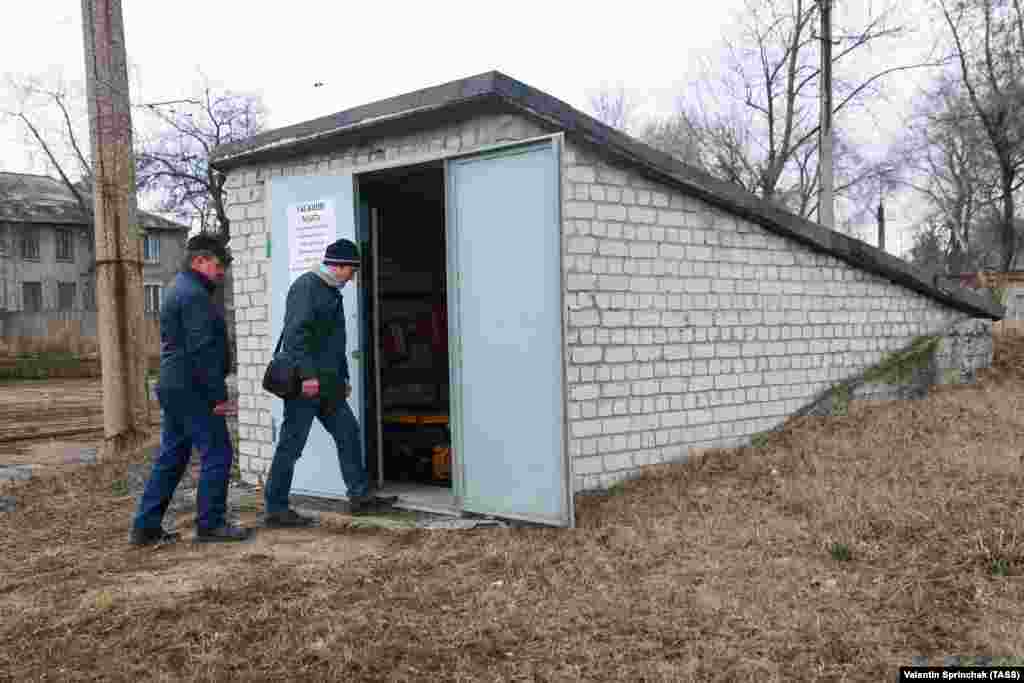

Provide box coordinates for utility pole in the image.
[877,196,885,252]
[81,0,149,456]
[818,0,834,229]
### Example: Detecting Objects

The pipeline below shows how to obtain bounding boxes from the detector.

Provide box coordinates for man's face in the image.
[327,264,358,285]
[192,254,226,284]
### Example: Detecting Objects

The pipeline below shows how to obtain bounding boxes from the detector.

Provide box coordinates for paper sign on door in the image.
[287,199,336,280]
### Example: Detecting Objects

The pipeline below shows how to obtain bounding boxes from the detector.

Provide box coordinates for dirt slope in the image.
[1,335,1023,681]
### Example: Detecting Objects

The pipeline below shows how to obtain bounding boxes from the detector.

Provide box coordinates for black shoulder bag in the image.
[262,332,301,400]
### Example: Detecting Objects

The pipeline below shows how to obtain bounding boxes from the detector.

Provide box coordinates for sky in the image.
[1,0,942,256]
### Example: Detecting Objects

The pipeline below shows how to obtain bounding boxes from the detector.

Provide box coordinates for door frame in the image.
[263,173,364,500]
[350,132,572,526]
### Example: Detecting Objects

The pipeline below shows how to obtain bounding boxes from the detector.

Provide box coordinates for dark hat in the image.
[324,238,360,267]
[185,233,232,265]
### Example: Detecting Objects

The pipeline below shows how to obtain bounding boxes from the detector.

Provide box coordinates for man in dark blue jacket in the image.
[129,234,252,545]
[263,238,394,527]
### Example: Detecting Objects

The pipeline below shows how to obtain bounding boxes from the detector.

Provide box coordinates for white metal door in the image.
[268,175,364,498]
[447,140,570,526]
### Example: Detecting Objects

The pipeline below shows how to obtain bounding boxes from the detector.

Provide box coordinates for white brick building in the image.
[210,71,1002,527]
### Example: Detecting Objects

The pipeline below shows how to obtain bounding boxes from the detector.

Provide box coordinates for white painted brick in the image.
[571,384,600,401]
[572,420,603,438]
[575,455,605,475]
[597,167,628,185]
[568,237,597,254]
[568,274,596,290]
[598,275,630,291]
[598,241,628,257]
[629,242,658,259]
[628,207,657,224]
[660,244,685,259]
[597,204,627,221]
[567,166,596,183]
[602,417,632,434]
[572,347,603,363]
[633,311,661,326]
[565,202,596,219]
[605,347,634,363]
[631,277,658,292]
[570,309,600,326]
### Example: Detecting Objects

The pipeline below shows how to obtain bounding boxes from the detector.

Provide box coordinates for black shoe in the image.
[193,524,254,543]
[129,527,180,546]
[348,495,399,516]
[262,509,319,528]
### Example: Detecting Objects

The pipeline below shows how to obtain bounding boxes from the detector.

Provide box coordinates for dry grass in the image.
[2,336,1024,681]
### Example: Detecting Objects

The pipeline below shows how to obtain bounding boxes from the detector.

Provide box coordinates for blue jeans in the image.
[264,396,367,514]
[132,389,234,532]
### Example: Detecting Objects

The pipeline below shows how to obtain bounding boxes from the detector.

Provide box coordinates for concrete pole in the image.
[818,0,835,229]
[81,0,149,455]
[877,197,885,252]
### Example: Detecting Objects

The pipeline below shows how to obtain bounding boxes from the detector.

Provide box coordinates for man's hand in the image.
[213,400,238,416]
[302,378,320,398]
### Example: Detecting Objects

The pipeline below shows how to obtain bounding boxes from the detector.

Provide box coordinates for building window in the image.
[22,282,42,312]
[21,230,40,261]
[58,282,77,311]
[144,284,162,315]
[83,280,96,311]
[56,228,75,261]
[143,233,160,263]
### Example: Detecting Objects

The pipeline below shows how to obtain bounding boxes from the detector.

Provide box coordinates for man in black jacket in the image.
[130,234,252,545]
[263,238,394,526]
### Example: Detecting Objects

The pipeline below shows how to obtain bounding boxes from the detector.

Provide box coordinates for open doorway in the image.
[359,162,454,513]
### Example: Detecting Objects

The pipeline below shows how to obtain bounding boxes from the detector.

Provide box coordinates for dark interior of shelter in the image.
[360,163,451,489]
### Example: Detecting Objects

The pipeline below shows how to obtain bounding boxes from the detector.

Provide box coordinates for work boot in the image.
[128,527,180,546]
[348,495,399,516]
[262,509,319,528]
[193,524,254,544]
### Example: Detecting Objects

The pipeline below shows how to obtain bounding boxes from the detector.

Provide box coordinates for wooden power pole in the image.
[81,0,149,455]
[818,0,835,229]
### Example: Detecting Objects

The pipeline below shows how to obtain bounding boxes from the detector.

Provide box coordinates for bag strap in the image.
[273,331,285,355]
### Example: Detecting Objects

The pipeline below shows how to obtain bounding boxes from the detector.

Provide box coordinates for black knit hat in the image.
[324,238,360,267]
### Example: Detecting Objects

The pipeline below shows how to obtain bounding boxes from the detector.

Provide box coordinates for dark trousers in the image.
[132,390,234,532]
[264,396,367,514]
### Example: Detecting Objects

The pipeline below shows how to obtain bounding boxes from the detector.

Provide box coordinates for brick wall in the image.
[560,140,975,492]
[221,112,987,495]
[222,112,554,483]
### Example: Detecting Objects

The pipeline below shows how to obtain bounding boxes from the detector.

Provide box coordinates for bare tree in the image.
[3,72,265,246]
[891,74,998,272]
[587,84,637,133]
[635,110,703,166]
[907,218,951,269]
[2,75,94,220]
[135,78,266,241]
[938,0,1024,271]
[667,0,940,222]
